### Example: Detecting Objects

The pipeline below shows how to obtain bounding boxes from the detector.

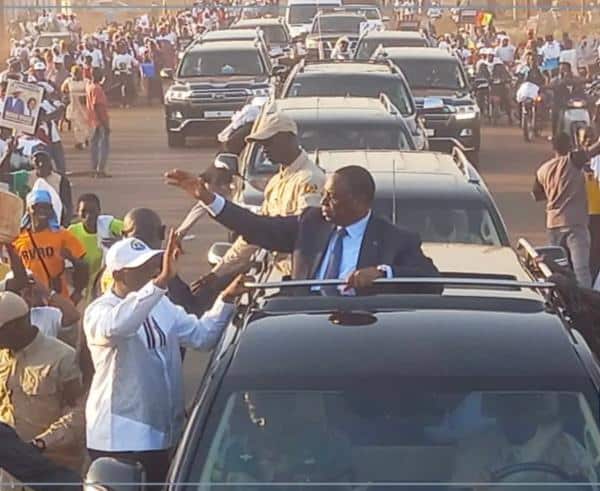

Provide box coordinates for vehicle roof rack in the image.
[378,92,399,116]
[516,238,554,279]
[244,277,555,291]
[451,145,480,184]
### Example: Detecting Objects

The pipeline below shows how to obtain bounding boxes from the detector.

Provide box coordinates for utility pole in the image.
[526,0,531,18]
[0,0,6,59]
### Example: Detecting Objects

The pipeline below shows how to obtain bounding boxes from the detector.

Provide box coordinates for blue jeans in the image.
[91,125,110,172]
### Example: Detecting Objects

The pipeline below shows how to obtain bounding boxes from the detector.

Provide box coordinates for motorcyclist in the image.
[549,61,586,138]
[518,50,546,87]
[489,56,514,124]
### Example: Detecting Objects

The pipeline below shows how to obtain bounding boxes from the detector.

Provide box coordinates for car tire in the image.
[167,131,185,148]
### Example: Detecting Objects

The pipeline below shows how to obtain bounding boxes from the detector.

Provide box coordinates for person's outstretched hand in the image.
[165,169,214,204]
[221,274,252,304]
[154,228,182,289]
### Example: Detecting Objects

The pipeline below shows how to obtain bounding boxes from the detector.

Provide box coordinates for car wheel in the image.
[167,131,185,148]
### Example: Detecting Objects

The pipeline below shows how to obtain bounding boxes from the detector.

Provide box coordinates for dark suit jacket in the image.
[215,201,439,287]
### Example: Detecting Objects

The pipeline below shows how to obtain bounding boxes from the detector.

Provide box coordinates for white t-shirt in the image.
[112,53,136,73]
[83,48,104,68]
[495,45,515,63]
[30,306,63,338]
[541,41,561,61]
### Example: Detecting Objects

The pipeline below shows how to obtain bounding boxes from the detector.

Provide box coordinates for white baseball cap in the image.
[105,238,163,274]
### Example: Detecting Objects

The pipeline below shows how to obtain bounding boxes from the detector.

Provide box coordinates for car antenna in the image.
[392,157,397,225]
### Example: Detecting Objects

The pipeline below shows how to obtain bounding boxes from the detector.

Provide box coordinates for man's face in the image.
[78,200,100,228]
[560,64,571,78]
[0,319,25,351]
[114,255,162,292]
[320,174,361,226]
[29,202,53,229]
[260,132,292,165]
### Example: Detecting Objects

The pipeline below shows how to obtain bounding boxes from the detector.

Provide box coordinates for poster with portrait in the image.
[0,79,44,135]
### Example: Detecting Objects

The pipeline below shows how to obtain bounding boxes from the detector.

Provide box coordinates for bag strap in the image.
[26,228,55,283]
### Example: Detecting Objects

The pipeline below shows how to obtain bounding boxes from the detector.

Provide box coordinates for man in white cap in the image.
[83,231,248,483]
[0,291,84,471]
[194,110,325,291]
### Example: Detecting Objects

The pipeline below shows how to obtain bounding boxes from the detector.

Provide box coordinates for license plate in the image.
[205,110,234,119]
[425,128,435,136]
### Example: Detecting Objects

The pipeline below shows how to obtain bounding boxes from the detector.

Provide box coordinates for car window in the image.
[249,122,413,175]
[287,75,414,116]
[288,5,320,24]
[373,199,503,246]
[179,50,265,77]
[192,390,600,487]
[312,15,364,33]
[261,25,288,44]
[356,37,427,59]
[390,57,466,90]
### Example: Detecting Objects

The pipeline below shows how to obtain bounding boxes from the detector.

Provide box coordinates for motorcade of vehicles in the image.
[86,247,600,490]
[162,39,285,148]
[219,95,417,210]
[285,0,342,38]
[305,12,366,60]
[280,59,427,149]
[230,17,296,59]
[354,29,433,59]
[378,47,481,163]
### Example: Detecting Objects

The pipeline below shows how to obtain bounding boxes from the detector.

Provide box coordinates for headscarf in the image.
[20,189,60,231]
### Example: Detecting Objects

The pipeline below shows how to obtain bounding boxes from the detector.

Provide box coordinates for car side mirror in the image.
[214,153,240,174]
[160,68,174,80]
[84,457,145,491]
[382,16,390,22]
[208,242,233,266]
[535,245,570,269]
[271,64,287,77]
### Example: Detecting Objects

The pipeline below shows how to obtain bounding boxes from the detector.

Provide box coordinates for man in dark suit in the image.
[166,165,439,293]
[4,89,25,116]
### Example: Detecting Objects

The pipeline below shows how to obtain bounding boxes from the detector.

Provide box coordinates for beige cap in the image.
[0,291,29,327]
[246,111,297,142]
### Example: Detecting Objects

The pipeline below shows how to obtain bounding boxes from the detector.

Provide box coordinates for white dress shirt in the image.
[31,306,62,338]
[84,281,234,451]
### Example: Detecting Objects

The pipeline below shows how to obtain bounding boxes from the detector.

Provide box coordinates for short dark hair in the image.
[553,132,572,156]
[92,67,103,83]
[78,193,101,208]
[335,165,376,204]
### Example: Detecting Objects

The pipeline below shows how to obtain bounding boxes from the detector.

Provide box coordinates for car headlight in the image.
[167,88,191,102]
[454,105,479,120]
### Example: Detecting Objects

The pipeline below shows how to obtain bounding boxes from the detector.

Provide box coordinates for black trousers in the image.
[88,448,171,485]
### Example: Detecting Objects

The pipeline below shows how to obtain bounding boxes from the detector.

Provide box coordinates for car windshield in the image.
[346,6,380,19]
[260,25,288,44]
[250,122,413,175]
[179,50,265,77]
[286,75,414,115]
[355,37,428,58]
[288,5,321,24]
[389,57,467,90]
[191,389,600,488]
[312,15,364,33]
[373,199,503,246]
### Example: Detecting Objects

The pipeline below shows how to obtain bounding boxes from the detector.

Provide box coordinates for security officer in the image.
[195,111,325,290]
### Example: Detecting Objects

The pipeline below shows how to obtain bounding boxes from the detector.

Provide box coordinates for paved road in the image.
[63,106,553,400]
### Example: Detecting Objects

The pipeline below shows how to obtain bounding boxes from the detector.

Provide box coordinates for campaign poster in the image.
[0,79,44,135]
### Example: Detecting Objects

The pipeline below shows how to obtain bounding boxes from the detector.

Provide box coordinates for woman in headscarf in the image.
[61,65,90,150]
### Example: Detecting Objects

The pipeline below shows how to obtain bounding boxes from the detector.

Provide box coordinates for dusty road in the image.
[63,105,553,400]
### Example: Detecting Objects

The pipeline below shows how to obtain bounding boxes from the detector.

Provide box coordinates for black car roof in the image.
[225,300,585,387]
[188,40,261,52]
[384,46,458,61]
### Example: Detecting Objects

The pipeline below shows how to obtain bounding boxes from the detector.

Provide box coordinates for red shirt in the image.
[86,82,109,128]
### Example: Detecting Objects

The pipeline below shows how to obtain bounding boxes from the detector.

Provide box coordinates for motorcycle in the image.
[489,78,507,126]
[521,94,544,142]
[473,77,490,120]
[559,97,591,148]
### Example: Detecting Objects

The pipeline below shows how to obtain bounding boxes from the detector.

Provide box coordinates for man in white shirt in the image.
[540,34,561,67]
[84,231,248,483]
[112,44,137,108]
[81,38,104,69]
[495,36,515,65]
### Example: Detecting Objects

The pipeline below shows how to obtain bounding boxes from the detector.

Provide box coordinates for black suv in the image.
[280,59,427,149]
[227,96,417,209]
[354,29,433,59]
[382,47,481,162]
[87,271,600,489]
[163,39,277,147]
[230,17,294,58]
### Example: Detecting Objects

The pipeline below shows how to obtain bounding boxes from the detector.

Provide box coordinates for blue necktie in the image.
[322,228,348,294]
